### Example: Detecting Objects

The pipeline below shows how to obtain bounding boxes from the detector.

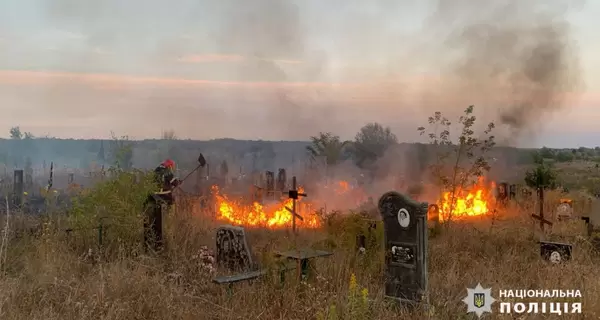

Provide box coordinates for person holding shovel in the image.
[144,159,181,251]
[153,159,181,204]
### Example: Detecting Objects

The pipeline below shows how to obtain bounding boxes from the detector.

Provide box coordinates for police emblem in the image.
[463,283,496,318]
[474,293,485,308]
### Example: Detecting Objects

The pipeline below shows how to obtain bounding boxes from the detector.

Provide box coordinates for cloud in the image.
[177,54,245,63]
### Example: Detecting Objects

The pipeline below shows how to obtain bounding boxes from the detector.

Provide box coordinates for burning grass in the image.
[437,177,497,222]
[212,185,321,229]
[0,199,599,320]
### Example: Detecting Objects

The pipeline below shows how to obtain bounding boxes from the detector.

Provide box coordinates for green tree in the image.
[524,152,558,230]
[417,105,496,222]
[555,151,573,162]
[306,132,351,166]
[539,147,554,159]
[9,126,22,140]
[352,123,397,168]
[109,132,134,170]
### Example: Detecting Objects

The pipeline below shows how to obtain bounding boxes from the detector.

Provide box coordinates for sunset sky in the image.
[0,0,598,147]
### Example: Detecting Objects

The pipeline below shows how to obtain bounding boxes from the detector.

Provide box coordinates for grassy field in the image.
[0,181,598,320]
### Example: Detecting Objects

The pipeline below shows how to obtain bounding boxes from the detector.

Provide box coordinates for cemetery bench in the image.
[212,225,298,295]
[274,248,333,282]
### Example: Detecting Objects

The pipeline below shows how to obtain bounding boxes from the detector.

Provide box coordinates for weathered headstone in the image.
[276,168,287,192]
[378,191,429,306]
[496,182,508,206]
[216,225,254,272]
[509,184,517,200]
[556,200,573,221]
[13,170,23,208]
[539,241,572,264]
[25,173,33,190]
[427,204,439,222]
[265,171,275,198]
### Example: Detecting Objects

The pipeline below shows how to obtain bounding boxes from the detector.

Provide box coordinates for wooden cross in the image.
[285,176,307,234]
[531,214,553,229]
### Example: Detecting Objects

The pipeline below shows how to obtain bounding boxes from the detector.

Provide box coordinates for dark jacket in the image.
[154,165,180,192]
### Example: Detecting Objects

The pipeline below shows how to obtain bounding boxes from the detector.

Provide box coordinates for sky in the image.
[0,0,598,148]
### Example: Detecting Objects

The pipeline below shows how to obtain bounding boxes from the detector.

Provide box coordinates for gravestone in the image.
[265,171,275,198]
[355,219,378,254]
[539,241,572,264]
[509,184,517,200]
[496,182,508,206]
[276,168,287,192]
[13,170,23,208]
[378,191,429,305]
[556,201,573,221]
[216,225,254,272]
[427,204,439,222]
[25,173,33,190]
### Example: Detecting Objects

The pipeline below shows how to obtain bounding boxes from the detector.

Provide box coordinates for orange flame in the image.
[335,180,349,194]
[211,185,321,229]
[437,178,495,222]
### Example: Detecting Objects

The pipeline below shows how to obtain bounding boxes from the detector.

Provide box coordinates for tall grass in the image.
[0,173,597,319]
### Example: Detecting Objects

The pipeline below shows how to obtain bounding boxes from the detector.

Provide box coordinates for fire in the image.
[211,185,321,229]
[335,180,349,194]
[437,178,495,222]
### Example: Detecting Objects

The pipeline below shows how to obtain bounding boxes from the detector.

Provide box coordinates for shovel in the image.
[171,153,207,192]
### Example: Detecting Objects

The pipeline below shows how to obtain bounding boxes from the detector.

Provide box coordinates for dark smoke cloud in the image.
[421,0,583,146]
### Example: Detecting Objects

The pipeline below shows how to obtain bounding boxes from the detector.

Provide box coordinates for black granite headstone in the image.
[378,191,428,305]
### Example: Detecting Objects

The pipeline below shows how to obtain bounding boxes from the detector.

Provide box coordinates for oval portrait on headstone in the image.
[397,208,410,228]
[550,251,562,264]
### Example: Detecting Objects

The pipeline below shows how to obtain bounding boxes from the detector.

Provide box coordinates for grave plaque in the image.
[216,225,254,272]
[378,191,428,305]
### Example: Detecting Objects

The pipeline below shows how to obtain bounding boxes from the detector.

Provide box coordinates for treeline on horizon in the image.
[1,125,598,174]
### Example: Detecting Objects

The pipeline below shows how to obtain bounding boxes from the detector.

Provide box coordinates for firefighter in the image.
[153,159,181,204]
[144,159,181,252]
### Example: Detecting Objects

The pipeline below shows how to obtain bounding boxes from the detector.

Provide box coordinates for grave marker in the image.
[556,199,573,221]
[378,191,429,306]
[539,241,572,264]
[265,171,275,198]
[276,168,287,193]
[215,225,254,272]
[496,182,508,207]
[13,170,23,208]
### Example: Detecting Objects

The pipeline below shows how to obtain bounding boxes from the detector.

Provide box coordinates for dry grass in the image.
[0,195,598,320]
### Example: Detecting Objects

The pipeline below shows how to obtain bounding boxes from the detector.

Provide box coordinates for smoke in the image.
[419,0,583,146]
[0,0,585,145]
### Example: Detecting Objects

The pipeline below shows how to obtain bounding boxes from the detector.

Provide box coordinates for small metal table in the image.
[274,248,333,281]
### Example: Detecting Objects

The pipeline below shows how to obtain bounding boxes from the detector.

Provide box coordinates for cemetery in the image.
[1,111,600,319]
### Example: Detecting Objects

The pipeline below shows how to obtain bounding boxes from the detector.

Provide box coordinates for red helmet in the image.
[162,159,175,169]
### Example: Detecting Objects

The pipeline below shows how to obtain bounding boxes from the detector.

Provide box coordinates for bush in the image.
[67,168,156,256]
